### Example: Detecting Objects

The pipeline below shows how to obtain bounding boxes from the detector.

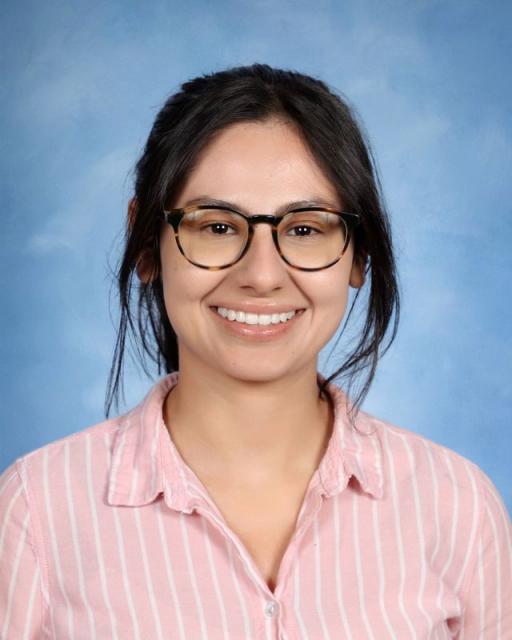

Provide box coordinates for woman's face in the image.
[157,118,364,383]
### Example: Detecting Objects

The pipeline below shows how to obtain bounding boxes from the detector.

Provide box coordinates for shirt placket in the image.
[186,471,325,640]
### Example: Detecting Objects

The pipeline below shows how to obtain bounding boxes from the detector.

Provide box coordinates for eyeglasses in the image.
[159,204,361,271]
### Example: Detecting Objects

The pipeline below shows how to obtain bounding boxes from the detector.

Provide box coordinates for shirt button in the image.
[264,600,279,617]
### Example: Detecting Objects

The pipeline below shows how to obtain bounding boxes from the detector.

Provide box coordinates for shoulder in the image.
[0,373,176,512]
[354,406,502,513]
[0,411,132,506]
[352,407,512,611]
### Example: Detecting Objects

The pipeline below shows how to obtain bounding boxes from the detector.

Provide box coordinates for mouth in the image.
[212,306,305,326]
[209,306,306,339]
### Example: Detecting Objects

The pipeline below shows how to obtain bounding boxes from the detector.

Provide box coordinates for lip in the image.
[210,306,306,340]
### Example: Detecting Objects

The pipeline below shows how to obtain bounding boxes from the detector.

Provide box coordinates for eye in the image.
[280,210,340,242]
[287,224,321,237]
[202,222,237,235]
[182,208,245,236]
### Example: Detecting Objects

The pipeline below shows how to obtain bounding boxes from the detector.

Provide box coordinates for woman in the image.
[1,64,510,638]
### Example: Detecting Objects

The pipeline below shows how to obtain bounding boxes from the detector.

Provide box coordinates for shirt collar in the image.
[106,372,384,511]
[316,373,384,500]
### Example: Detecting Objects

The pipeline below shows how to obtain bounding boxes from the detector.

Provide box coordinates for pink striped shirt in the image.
[1,372,511,639]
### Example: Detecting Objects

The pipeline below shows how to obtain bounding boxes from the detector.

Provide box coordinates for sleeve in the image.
[0,461,44,639]
[459,469,512,638]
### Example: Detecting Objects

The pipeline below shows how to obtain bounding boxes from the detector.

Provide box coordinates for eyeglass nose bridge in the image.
[236,213,288,266]
[246,214,280,225]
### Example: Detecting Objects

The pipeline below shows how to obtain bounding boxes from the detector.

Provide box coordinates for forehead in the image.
[174,119,341,209]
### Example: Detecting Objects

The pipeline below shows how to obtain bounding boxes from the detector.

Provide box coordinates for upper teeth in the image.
[216,307,297,325]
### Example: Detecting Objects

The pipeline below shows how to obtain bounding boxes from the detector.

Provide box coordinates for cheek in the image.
[159,233,193,329]
[161,269,197,328]
[308,270,351,336]
[161,273,185,332]
[160,261,221,338]
[309,263,350,309]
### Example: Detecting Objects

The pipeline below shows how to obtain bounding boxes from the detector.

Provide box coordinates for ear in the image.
[127,196,138,232]
[349,251,367,289]
[136,248,159,284]
[127,197,159,284]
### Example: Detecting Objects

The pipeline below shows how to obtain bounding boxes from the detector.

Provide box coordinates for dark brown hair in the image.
[105,63,400,426]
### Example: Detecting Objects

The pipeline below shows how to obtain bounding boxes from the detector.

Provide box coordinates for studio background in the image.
[1,0,510,514]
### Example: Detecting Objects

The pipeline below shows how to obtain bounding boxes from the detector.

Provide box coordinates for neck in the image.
[163,358,333,487]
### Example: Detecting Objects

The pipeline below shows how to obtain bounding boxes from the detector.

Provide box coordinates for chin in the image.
[218,359,312,385]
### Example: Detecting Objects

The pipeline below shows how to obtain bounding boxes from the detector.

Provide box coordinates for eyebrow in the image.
[181,195,341,215]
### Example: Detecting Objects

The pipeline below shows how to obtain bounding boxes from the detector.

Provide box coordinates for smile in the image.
[215,307,299,326]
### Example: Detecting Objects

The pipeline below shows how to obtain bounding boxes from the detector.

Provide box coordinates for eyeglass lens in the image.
[177,208,348,269]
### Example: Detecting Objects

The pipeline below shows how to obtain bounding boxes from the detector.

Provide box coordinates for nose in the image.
[232,222,287,292]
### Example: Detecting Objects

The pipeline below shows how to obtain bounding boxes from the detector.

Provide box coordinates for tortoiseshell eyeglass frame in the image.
[159,204,361,272]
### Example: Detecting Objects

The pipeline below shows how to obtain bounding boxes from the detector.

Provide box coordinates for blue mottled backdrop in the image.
[1,0,510,512]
